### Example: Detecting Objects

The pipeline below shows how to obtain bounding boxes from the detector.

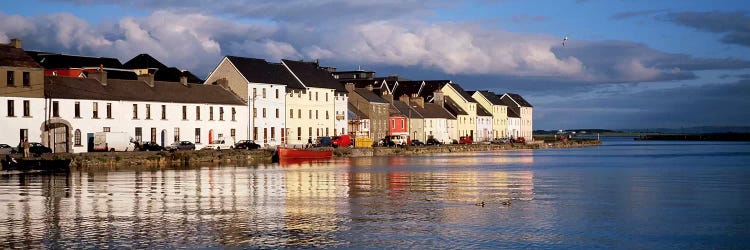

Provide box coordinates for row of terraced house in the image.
[0,38,533,153]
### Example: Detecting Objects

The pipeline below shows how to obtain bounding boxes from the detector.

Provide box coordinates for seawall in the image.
[44,139,600,169]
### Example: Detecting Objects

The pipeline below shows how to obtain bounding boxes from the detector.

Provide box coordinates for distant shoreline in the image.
[633,133,750,141]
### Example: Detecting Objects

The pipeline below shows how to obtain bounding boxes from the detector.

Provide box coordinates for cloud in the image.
[611,9,668,20]
[663,11,750,47]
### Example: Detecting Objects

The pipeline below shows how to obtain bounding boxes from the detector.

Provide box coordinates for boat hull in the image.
[276,147,332,160]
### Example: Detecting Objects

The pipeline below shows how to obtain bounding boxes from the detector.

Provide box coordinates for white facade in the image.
[424,118,450,144]
[1,96,247,153]
[447,118,458,143]
[507,117,521,139]
[334,92,348,136]
[248,84,287,147]
[475,115,493,142]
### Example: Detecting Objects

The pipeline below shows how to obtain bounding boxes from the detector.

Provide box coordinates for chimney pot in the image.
[180,76,188,86]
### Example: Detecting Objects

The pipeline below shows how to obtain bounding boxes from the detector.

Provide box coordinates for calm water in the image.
[1,138,749,249]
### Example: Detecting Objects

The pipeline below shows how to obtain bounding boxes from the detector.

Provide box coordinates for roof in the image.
[443,96,468,116]
[507,106,521,118]
[447,83,476,103]
[26,51,122,69]
[83,70,138,80]
[226,56,302,89]
[503,93,533,107]
[389,104,404,117]
[392,101,423,119]
[476,90,505,105]
[123,54,168,70]
[0,45,42,68]
[282,59,347,92]
[476,104,492,116]
[353,88,388,103]
[419,80,451,100]
[500,97,521,117]
[391,80,422,99]
[418,103,456,119]
[45,76,245,105]
[347,102,369,119]
[340,79,381,89]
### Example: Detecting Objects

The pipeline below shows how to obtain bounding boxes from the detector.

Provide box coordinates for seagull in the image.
[562,35,569,47]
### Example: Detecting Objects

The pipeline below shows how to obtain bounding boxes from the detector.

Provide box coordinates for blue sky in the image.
[2,0,749,130]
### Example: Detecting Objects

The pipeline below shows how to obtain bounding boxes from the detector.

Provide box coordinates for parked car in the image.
[316,137,332,147]
[409,139,425,146]
[167,141,196,151]
[383,135,407,147]
[202,139,234,150]
[459,136,473,144]
[0,143,17,155]
[331,135,352,148]
[491,138,509,144]
[425,138,442,146]
[139,142,166,151]
[17,142,53,155]
[234,140,261,150]
[512,137,526,143]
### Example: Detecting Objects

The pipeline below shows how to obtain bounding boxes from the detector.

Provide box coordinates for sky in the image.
[1,0,749,130]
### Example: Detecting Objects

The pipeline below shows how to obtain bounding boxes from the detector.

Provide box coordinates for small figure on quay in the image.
[22,138,30,158]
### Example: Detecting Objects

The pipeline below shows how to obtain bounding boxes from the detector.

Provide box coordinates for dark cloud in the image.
[719,73,750,79]
[664,11,750,47]
[534,80,750,129]
[611,9,668,20]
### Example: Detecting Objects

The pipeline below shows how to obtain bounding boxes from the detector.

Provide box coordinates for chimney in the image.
[10,38,22,49]
[411,95,424,108]
[383,93,393,103]
[433,90,444,107]
[138,73,155,87]
[180,76,188,86]
[399,94,410,103]
[89,69,107,86]
[365,84,374,91]
[216,78,229,88]
[345,83,355,92]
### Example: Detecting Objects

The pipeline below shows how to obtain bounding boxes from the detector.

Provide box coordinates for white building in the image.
[500,93,534,141]
[506,106,522,140]
[475,105,493,142]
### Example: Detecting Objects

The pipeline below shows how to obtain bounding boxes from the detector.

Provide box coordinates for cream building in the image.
[471,91,508,140]
[500,93,533,141]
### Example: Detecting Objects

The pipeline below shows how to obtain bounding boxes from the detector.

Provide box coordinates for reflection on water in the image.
[2,140,749,248]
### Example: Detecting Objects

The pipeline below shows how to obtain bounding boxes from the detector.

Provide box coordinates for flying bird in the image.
[562,35,569,47]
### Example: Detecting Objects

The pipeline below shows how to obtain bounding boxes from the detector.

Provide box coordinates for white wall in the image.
[476,115,493,142]
[424,118,450,143]
[507,117,521,139]
[334,92,348,136]
[248,83,286,147]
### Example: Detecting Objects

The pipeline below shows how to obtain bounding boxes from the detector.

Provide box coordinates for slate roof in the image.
[419,103,456,119]
[504,93,533,107]
[477,90,505,105]
[0,45,41,68]
[282,59,347,93]
[124,54,203,83]
[226,56,303,89]
[83,70,138,80]
[27,51,122,69]
[341,79,381,89]
[419,80,450,100]
[507,106,521,118]
[392,101,423,119]
[391,80,422,99]
[45,76,245,105]
[353,88,388,103]
[476,104,492,116]
[443,96,468,116]
[347,102,369,120]
[389,104,404,117]
[500,97,521,116]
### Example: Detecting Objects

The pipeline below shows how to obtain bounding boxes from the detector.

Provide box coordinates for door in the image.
[87,133,94,152]
[49,123,69,153]
[161,130,166,146]
[208,129,213,144]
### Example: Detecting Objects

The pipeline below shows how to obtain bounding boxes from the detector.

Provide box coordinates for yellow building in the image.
[471,91,508,140]
[419,81,477,140]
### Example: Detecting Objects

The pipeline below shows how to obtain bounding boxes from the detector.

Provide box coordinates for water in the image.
[1,138,749,249]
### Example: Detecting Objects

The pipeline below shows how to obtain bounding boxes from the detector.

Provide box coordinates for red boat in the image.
[275,147,333,161]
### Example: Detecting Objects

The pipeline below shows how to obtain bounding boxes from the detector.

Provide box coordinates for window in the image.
[325,93,328,102]
[271,127,275,140]
[135,127,142,142]
[195,128,201,144]
[281,128,285,143]
[275,108,279,118]
[263,128,267,143]
[230,128,235,137]
[19,129,28,142]
[252,88,257,98]
[315,92,318,101]
[52,101,59,117]
[392,120,395,129]
[298,109,301,118]
[133,104,138,119]
[23,100,30,117]
[309,91,311,100]
[22,72,30,87]
[326,128,329,136]
[161,105,166,120]
[315,110,318,119]
[275,89,279,99]
[7,100,13,117]
[74,129,81,146]
[262,108,266,118]
[146,104,151,119]
[182,106,187,120]
[231,108,236,121]
[309,127,313,139]
[174,128,180,142]
[74,102,81,118]
[219,107,224,121]
[290,109,293,118]
[103,127,110,132]
[104,103,110,119]
[262,88,266,98]
[6,71,14,86]
[196,106,201,120]
[326,111,329,120]
[151,128,156,143]
[209,107,214,120]
[253,127,258,141]
[309,110,312,119]
[297,127,301,141]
